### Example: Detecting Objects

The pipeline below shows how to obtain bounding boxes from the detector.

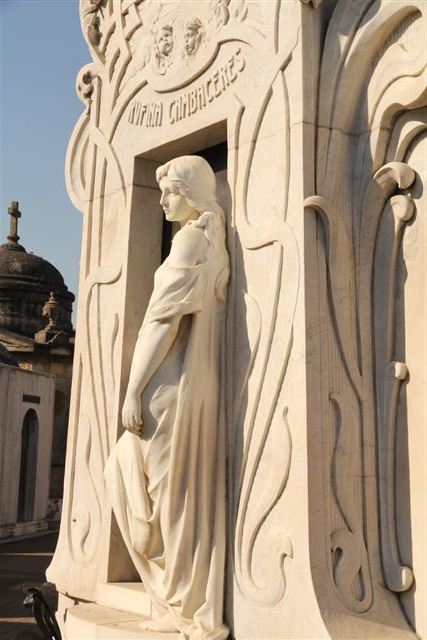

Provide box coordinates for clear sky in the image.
[0,0,91,318]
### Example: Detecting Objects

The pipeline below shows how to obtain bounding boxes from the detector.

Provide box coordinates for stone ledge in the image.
[64,602,179,640]
[95,582,152,617]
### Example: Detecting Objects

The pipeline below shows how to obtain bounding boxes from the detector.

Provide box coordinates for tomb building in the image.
[0,202,75,520]
[47,1,426,639]
[0,343,55,538]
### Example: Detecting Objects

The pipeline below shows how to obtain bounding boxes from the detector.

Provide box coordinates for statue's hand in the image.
[122,392,143,435]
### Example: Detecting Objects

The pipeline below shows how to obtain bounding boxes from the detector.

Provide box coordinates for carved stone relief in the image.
[214,7,304,621]
[78,0,264,103]
[299,0,323,8]
[305,0,426,625]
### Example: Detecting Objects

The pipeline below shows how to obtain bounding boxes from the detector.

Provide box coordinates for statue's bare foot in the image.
[139,613,177,632]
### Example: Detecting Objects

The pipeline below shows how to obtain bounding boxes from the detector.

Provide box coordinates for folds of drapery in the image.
[104,255,227,640]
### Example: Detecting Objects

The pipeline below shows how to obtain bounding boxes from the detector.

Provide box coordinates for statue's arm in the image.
[122,317,180,433]
[122,226,208,434]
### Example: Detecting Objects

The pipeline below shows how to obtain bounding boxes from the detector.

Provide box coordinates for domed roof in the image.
[0,202,74,339]
[0,201,70,293]
[0,244,66,290]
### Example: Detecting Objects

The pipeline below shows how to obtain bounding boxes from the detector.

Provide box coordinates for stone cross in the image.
[7,201,21,243]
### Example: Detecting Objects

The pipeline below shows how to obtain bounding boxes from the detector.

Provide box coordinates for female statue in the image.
[104,156,230,640]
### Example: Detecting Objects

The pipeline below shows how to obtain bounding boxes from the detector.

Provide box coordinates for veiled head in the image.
[156,156,222,222]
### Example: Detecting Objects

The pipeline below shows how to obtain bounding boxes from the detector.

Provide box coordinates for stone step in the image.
[65,602,180,640]
[95,582,153,617]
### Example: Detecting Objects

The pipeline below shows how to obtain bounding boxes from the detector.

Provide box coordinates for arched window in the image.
[17,409,39,522]
[52,390,68,467]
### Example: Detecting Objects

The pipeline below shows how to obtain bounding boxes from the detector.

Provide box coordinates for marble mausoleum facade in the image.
[47,1,426,638]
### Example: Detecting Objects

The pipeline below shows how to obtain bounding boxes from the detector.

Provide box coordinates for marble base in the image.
[95,583,152,618]
[63,603,179,640]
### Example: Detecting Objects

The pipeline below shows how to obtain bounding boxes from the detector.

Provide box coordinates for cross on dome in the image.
[7,201,21,244]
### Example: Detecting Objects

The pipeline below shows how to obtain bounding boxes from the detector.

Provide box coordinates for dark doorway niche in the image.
[161,141,228,262]
[17,409,39,522]
[197,141,227,172]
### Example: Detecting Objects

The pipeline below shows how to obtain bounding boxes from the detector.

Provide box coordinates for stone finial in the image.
[42,292,61,330]
[7,201,21,244]
[35,291,71,345]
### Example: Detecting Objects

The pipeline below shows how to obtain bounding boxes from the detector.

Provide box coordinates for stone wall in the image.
[0,365,55,538]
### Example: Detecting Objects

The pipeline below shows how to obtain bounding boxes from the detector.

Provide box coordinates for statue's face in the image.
[157,29,173,56]
[184,29,198,55]
[160,186,194,222]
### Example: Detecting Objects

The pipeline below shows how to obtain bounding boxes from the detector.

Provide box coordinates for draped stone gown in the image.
[104,217,228,640]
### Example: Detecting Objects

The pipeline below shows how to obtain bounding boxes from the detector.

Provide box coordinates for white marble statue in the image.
[104,156,230,640]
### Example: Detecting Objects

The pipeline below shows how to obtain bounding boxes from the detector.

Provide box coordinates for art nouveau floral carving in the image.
[229,22,299,606]
[305,0,426,615]
[77,0,263,100]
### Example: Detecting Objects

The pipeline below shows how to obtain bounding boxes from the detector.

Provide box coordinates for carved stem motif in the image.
[305,159,417,607]
[230,33,299,607]
[381,362,413,592]
[306,0,425,613]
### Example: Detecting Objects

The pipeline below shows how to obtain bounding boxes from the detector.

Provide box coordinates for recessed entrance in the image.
[108,127,230,584]
[17,408,39,523]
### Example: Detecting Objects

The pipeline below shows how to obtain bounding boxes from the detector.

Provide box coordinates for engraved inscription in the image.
[169,49,245,124]
[23,394,41,404]
[128,101,164,127]
[128,49,245,129]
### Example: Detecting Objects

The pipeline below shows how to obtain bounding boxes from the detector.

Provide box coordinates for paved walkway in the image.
[0,532,58,640]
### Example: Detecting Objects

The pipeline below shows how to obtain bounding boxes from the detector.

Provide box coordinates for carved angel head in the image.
[183,17,204,57]
[154,24,174,57]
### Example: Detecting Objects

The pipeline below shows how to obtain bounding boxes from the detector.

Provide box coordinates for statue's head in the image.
[157,155,229,300]
[156,155,222,223]
[183,17,204,56]
[155,24,173,56]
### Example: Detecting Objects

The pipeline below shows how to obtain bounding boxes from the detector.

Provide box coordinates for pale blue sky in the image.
[0,0,90,317]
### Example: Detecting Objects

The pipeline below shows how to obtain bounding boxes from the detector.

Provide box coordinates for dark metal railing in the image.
[23,585,62,640]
